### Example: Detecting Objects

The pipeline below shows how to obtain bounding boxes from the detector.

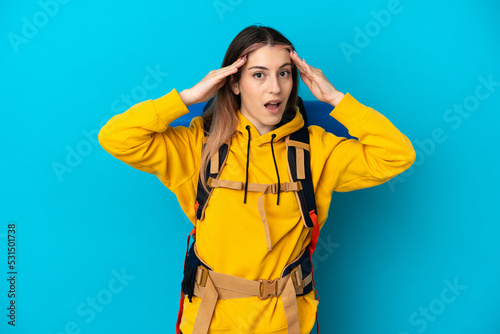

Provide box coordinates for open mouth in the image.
[264,102,281,112]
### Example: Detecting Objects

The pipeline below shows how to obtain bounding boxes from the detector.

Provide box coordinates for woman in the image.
[98,25,415,334]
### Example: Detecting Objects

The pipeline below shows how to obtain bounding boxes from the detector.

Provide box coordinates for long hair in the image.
[200,25,299,192]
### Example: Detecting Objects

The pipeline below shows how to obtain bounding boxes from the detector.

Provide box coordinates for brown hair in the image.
[200,25,299,191]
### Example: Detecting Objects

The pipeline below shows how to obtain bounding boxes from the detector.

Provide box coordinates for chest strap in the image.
[190,244,311,334]
[207,177,303,251]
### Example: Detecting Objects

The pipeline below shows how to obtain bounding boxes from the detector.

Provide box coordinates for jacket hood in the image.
[235,106,304,146]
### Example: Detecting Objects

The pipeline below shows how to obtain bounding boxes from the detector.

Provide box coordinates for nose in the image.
[267,75,281,94]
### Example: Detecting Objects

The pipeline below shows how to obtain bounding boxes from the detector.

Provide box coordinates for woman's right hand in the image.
[179,55,247,106]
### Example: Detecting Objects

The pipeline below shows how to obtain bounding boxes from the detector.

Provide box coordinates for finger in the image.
[211,59,246,87]
[289,50,299,64]
[216,56,247,77]
[296,60,308,76]
[290,50,303,69]
[213,59,245,77]
[301,58,315,73]
[298,58,322,82]
[299,71,312,87]
[215,77,227,90]
[229,54,247,68]
[295,53,318,73]
[291,51,309,74]
[290,51,306,67]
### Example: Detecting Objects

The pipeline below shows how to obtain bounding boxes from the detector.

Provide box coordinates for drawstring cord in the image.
[244,125,251,203]
[270,134,280,205]
[243,127,281,206]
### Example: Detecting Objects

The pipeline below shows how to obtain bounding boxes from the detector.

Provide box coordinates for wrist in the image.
[329,91,345,107]
[179,88,196,107]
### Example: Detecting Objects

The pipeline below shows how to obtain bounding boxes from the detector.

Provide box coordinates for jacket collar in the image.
[235,106,304,146]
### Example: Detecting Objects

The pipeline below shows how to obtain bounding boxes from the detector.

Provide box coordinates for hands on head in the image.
[179,55,247,107]
[289,49,344,106]
[179,49,344,108]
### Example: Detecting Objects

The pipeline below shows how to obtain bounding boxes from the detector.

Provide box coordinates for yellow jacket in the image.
[98,88,415,333]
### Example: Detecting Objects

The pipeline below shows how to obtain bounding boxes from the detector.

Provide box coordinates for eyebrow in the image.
[247,63,292,71]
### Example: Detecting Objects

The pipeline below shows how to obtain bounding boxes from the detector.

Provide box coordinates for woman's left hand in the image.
[290,50,345,107]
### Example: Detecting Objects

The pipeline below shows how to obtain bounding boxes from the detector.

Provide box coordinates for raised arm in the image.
[98,55,248,191]
[98,89,204,190]
[310,94,415,192]
[290,50,415,192]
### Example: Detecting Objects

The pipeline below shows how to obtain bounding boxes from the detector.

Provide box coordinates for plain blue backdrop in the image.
[1,0,499,333]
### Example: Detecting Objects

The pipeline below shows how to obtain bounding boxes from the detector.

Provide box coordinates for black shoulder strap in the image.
[195,143,228,220]
[195,98,228,220]
[287,124,317,229]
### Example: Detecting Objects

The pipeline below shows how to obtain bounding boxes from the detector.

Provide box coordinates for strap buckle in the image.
[290,266,304,295]
[196,265,209,287]
[258,278,278,300]
[296,181,303,191]
[206,177,214,188]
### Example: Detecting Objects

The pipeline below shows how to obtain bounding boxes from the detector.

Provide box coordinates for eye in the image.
[279,71,290,78]
[253,72,264,79]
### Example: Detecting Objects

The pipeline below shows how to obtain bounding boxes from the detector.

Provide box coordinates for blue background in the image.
[1,0,499,333]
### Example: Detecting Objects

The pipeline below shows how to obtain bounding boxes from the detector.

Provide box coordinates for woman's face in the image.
[232,45,293,135]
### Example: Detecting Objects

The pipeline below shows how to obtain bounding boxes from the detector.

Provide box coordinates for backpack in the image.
[176,97,321,334]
